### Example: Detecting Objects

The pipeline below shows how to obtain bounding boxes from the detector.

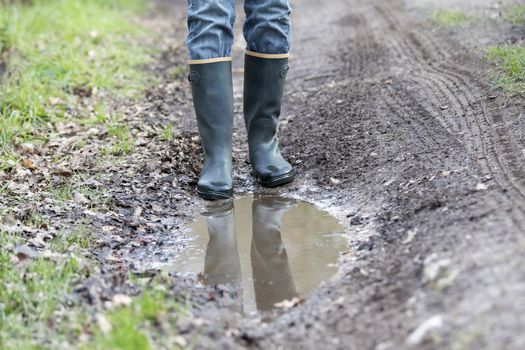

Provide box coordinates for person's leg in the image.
[187,0,236,200]
[242,0,294,188]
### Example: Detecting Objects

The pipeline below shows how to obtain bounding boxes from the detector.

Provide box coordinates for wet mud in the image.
[79,0,525,348]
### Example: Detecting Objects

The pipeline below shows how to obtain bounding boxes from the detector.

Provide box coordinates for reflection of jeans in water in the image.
[187,0,292,60]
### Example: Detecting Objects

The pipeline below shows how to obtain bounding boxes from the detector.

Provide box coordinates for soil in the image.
[4,0,525,348]
[103,0,525,348]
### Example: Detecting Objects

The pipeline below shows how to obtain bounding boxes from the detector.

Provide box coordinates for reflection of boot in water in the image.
[202,201,243,310]
[251,195,297,311]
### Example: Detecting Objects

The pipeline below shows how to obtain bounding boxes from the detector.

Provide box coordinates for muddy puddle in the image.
[172,195,348,315]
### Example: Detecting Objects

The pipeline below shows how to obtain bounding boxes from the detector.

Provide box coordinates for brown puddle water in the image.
[173,195,347,315]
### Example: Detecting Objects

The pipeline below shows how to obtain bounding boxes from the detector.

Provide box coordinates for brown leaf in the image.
[15,245,38,261]
[21,158,35,170]
[28,231,53,248]
[53,166,73,177]
[20,143,36,154]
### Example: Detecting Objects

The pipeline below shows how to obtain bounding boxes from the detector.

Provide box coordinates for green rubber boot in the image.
[189,61,234,200]
[244,54,295,188]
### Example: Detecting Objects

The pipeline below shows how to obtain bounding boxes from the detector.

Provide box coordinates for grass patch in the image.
[73,137,88,151]
[87,286,191,350]
[90,290,168,349]
[50,181,73,203]
[0,214,187,349]
[78,187,111,211]
[431,9,472,27]
[108,123,135,155]
[161,123,174,141]
[22,212,49,229]
[170,65,187,81]
[0,2,189,348]
[503,5,525,25]
[0,230,91,349]
[486,45,525,94]
[0,0,152,160]
[51,223,92,252]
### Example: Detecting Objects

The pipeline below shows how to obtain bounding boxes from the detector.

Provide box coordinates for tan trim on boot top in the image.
[245,50,290,59]
[189,57,232,65]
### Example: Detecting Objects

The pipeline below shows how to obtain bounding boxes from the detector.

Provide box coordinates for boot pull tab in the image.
[280,64,289,79]
[188,71,200,84]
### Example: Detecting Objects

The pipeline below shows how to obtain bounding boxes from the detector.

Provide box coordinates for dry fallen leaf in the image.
[15,245,38,261]
[130,206,143,227]
[49,97,64,106]
[53,166,73,177]
[402,229,418,244]
[21,158,35,170]
[7,181,30,194]
[151,204,163,213]
[102,226,116,233]
[406,315,444,346]
[132,207,143,220]
[274,296,304,310]
[475,183,488,191]
[330,177,341,185]
[112,294,132,307]
[28,232,53,248]
[173,336,188,347]
[74,192,90,205]
[20,143,36,154]
[96,313,112,334]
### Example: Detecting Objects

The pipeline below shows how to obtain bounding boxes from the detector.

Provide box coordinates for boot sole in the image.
[196,187,234,201]
[257,170,296,188]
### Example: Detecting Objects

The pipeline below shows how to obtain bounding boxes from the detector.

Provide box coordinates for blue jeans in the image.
[187,0,292,61]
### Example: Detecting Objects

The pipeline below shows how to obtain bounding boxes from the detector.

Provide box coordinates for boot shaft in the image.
[189,61,234,159]
[243,55,289,149]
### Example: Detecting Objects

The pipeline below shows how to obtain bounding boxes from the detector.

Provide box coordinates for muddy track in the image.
[86,0,525,348]
[212,0,525,349]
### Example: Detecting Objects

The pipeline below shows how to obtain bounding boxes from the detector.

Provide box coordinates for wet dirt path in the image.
[223,0,525,348]
[231,1,525,349]
[87,0,525,348]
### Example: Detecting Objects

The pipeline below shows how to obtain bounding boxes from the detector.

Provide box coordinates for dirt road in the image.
[70,0,525,348]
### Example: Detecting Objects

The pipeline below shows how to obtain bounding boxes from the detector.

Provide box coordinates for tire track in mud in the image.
[245,0,525,348]
[395,20,525,251]
[39,0,524,348]
[362,4,525,343]
[371,0,525,224]
[124,0,525,347]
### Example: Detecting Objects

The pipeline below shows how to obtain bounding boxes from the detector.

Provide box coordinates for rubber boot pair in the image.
[189,55,295,200]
